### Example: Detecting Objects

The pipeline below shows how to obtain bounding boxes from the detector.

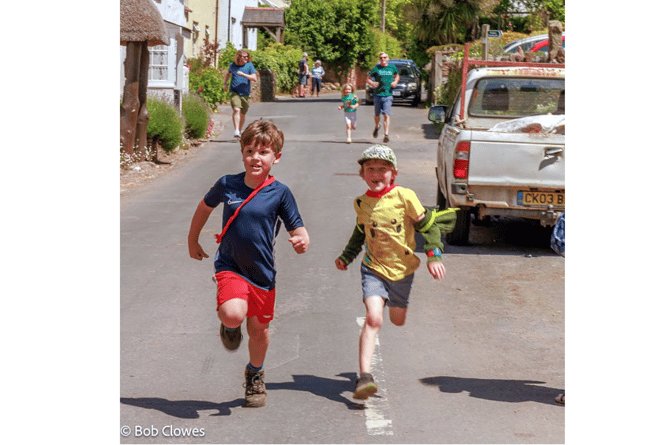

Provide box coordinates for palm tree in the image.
[409,0,481,45]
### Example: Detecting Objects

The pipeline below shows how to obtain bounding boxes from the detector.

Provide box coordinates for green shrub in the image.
[188,66,227,110]
[250,43,303,93]
[146,97,184,152]
[182,94,211,139]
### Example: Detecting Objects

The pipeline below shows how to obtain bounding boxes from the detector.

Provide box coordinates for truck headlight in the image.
[408,82,417,91]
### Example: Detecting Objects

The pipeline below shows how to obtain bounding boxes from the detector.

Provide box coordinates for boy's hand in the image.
[288,235,309,254]
[288,227,310,254]
[189,242,209,261]
[427,261,445,280]
[335,258,348,271]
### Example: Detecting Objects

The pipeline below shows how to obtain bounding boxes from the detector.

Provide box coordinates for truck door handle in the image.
[544,147,563,158]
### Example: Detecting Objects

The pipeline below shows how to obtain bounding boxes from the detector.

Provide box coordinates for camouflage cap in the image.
[358,144,398,169]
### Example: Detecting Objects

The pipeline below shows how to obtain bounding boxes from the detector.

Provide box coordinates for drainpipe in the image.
[215,0,219,67]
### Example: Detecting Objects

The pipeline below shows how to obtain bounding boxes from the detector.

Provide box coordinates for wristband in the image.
[427,247,442,258]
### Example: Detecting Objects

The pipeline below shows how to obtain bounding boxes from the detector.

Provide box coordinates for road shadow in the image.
[267,372,365,410]
[280,97,341,104]
[120,397,244,418]
[420,376,564,407]
[413,216,557,258]
[412,211,558,257]
[120,373,365,418]
[421,123,441,140]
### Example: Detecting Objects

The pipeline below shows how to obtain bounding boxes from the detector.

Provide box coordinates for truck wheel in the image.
[436,185,447,210]
[445,203,471,246]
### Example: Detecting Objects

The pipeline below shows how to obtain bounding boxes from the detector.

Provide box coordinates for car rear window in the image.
[469,77,565,117]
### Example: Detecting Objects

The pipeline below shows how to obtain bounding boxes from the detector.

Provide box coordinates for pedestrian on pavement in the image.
[298,52,309,98]
[187,119,311,408]
[338,83,359,144]
[334,145,446,400]
[310,60,325,97]
[223,50,257,139]
[367,52,399,143]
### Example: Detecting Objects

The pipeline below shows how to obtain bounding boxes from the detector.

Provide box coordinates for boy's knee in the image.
[218,307,245,328]
[390,317,405,327]
[366,313,383,329]
[389,308,407,326]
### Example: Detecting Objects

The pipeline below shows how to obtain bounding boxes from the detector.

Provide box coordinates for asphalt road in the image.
[120,92,565,443]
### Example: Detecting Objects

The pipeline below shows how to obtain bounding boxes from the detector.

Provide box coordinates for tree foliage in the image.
[285,0,378,73]
[407,0,484,46]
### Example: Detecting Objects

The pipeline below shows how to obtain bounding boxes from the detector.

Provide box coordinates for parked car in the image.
[529,35,565,53]
[503,32,565,54]
[365,59,422,107]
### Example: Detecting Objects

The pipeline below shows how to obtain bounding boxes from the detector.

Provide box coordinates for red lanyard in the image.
[215,176,276,243]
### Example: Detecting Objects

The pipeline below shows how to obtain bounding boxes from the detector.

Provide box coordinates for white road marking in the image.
[357,317,394,436]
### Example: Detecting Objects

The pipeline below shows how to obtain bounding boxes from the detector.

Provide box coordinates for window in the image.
[469,77,565,117]
[149,45,169,81]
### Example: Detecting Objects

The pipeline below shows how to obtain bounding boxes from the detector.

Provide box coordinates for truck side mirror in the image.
[428,105,448,123]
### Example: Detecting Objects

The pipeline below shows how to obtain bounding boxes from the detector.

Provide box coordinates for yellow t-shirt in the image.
[354,186,426,281]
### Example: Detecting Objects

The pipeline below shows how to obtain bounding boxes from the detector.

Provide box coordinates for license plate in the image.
[392,90,401,97]
[517,191,565,207]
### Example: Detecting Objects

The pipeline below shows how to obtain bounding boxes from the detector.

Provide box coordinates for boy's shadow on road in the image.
[120,373,364,419]
[420,376,564,407]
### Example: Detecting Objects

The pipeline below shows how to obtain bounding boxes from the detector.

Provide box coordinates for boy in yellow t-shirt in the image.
[335,145,446,400]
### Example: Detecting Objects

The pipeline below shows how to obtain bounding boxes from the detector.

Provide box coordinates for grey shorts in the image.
[360,264,414,309]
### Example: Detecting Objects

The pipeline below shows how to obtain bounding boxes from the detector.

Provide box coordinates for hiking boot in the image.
[373,126,380,138]
[219,324,242,351]
[383,134,390,143]
[353,373,377,400]
[244,368,267,407]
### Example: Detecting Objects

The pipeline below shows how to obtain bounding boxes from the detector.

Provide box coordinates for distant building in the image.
[120,0,189,109]
[218,0,259,51]
[120,0,288,107]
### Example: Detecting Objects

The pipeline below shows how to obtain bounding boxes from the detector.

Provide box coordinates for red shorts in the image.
[214,271,275,323]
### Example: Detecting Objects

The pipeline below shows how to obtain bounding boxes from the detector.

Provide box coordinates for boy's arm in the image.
[414,209,446,280]
[188,199,215,260]
[288,226,310,254]
[335,224,365,270]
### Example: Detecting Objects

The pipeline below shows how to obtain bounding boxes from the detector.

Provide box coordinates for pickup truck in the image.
[428,54,565,245]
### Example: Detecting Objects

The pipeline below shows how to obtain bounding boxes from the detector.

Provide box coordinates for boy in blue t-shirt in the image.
[188,119,310,408]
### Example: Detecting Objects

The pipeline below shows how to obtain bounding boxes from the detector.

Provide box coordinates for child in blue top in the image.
[338,83,359,144]
[188,119,310,408]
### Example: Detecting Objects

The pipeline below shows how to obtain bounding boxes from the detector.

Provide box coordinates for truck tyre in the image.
[436,185,447,210]
[445,202,471,246]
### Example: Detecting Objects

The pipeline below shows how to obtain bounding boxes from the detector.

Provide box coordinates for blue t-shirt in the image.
[204,173,304,290]
[228,62,256,96]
